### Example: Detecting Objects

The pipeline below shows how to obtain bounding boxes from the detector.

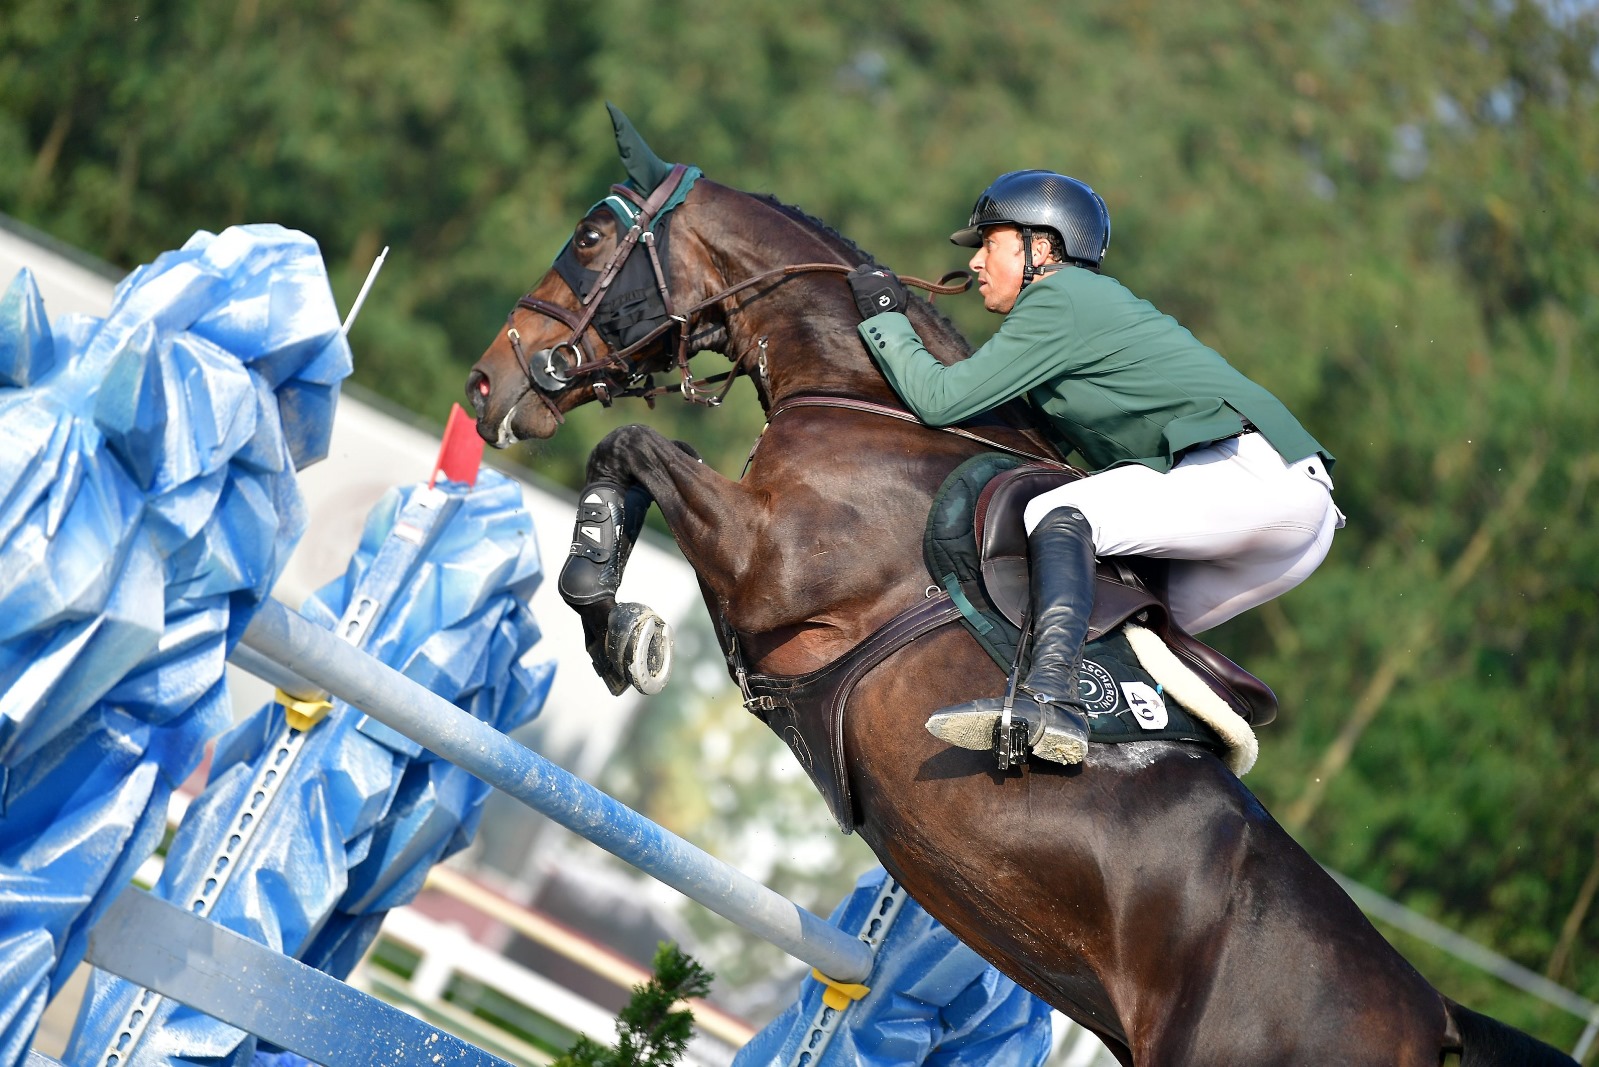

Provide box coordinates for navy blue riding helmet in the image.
[950,170,1111,282]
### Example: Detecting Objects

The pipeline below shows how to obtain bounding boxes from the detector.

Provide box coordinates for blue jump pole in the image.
[236,598,875,984]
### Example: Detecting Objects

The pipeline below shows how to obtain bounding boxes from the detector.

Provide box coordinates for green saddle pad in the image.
[923,453,1224,753]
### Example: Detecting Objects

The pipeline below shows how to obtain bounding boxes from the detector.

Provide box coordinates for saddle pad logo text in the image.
[1079,659,1120,715]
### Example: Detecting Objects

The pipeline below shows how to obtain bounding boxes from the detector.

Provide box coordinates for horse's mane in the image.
[750,193,875,263]
[751,193,974,358]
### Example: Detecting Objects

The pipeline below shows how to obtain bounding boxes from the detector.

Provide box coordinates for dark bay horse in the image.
[465,115,1573,1066]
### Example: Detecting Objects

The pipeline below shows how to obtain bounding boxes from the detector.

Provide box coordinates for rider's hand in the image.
[847,264,909,319]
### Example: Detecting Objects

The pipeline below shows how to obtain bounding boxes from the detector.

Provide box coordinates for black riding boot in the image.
[926,506,1096,765]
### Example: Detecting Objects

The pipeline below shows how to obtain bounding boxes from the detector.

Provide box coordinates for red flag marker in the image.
[430,402,485,488]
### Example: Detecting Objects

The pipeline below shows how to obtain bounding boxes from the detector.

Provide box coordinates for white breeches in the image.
[1022,432,1343,634]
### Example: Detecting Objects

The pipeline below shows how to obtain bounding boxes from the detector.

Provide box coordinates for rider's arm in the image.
[857,281,1078,426]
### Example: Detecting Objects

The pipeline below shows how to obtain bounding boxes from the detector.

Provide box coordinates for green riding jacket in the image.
[857,266,1333,475]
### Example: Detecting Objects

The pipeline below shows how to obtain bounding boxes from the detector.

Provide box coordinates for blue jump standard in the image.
[235,598,876,985]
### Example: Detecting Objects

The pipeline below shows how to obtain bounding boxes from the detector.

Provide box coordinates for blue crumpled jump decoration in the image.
[65,470,552,1067]
[0,225,351,1067]
[735,867,1054,1067]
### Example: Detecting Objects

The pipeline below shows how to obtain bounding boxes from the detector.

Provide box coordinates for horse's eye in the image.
[575,227,602,250]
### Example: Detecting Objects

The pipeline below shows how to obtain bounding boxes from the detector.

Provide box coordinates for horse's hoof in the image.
[605,602,673,695]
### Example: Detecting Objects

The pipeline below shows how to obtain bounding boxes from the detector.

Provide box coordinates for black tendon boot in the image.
[926,507,1096,765]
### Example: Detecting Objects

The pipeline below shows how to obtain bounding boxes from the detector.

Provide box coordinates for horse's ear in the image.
[607,102,675,191]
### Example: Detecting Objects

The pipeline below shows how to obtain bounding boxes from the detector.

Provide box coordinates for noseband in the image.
[506,165,968,419]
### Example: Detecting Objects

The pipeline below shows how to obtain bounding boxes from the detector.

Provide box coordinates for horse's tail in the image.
[1448,999,1579,1066]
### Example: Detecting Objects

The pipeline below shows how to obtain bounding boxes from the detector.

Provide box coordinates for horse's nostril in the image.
[466,370,489,414]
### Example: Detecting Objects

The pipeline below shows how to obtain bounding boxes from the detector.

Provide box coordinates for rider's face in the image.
[967,226,1054,314]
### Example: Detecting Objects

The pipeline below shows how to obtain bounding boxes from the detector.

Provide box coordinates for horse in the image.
[465,109,1575,1066]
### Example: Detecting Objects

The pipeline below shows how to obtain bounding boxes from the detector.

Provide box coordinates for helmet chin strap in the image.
[1020,227,1066,288]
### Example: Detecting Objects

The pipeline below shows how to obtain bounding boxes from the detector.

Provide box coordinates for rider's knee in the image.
[1024,493,1095,537]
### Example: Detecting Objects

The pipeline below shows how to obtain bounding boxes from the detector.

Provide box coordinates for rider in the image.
[847,170,1341,767]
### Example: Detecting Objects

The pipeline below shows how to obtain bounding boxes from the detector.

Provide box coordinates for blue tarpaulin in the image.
[66,471,552,1067]
[735,868,1054,1067]
[0,225,350,1065]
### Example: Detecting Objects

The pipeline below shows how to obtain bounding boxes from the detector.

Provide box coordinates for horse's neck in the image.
[690,185,973,407]
[739,311,894,406]
[721,268,972,408]
[901,303,973,366]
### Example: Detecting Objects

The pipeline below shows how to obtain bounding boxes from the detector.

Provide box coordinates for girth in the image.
[737,594,964,833]
[730,580,1189,834]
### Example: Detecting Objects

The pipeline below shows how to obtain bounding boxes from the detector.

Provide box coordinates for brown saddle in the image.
[975,465,1278,726]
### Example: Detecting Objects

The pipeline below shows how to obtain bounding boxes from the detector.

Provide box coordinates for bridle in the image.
[505,163,967,423]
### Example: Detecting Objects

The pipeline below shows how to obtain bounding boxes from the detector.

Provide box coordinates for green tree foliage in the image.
[3,0,1596,1050]
[553,942,711,1067]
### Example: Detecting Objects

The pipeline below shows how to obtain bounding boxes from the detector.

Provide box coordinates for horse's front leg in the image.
[557,471,660,694]
[557,424,756,695]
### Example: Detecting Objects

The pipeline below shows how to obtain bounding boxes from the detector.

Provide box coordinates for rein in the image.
[505,166,969,415]
[764,395,1064,466]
